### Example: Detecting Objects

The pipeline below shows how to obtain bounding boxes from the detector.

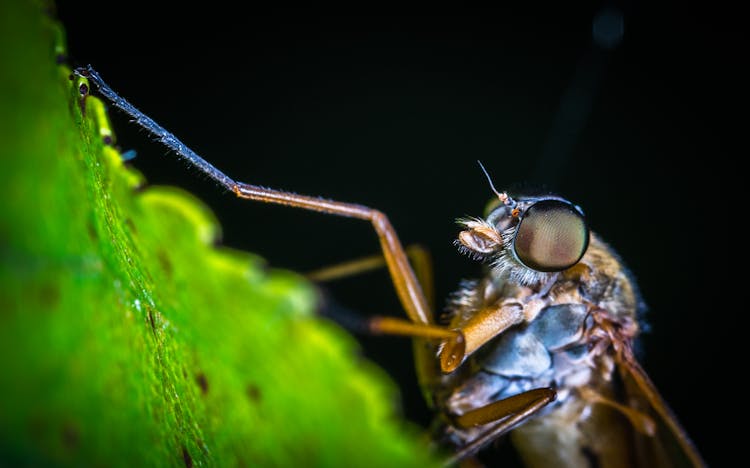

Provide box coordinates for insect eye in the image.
[513,199,589,272]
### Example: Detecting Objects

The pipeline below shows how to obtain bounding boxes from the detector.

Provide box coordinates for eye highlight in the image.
[513,199,589,272]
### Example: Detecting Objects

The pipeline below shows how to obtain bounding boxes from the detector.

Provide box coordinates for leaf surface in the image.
[0,3,438,466]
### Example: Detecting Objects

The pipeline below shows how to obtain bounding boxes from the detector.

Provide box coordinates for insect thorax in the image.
[432,234,641,458]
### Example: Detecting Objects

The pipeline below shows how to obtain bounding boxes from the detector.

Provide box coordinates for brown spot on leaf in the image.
[147,308,157,336]
[87,220,98,241]
[125,218,138,234]
[62,422,79,449]
[247,384,262,403]
[157,250,172,276]
[195,373,209,395]
[125,218,137,234]
[38,283,60,309]
[182,446,193,468]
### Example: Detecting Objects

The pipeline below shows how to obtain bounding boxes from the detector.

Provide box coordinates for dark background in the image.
[56,3,734,465]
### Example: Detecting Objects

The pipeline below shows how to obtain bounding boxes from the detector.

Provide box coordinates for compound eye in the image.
[513,199,589,272]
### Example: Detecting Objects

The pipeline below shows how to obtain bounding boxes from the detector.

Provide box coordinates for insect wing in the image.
[616,348,706,467]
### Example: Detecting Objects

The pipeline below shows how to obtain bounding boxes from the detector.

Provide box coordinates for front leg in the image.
[447,387,557,464]
[439,293,551,373]
[438,273,567,373]
[73,66,432,327]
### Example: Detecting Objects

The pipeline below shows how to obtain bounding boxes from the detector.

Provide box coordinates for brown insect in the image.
[73,65,706,467]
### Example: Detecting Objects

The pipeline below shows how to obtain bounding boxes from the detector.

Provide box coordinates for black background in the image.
[56,3,734,465]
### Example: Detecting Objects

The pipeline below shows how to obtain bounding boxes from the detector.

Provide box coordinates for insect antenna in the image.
[477,160,516,208]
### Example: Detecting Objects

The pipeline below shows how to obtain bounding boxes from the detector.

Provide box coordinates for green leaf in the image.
[0,2,439,466]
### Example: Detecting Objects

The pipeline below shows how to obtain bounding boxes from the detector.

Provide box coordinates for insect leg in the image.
[74,65,431,326]
[307,244,435,311]
[306,244,446,409]
[367,297,533,376]
[233,184,433,325]
[448,388,556,464]
[307,253,402,282]
[72,66,236,190]
[578,386,655,435]
[439,302,527,373]
[405,245,434,312]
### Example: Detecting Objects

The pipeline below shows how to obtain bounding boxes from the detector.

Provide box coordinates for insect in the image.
[72,65,705,467]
